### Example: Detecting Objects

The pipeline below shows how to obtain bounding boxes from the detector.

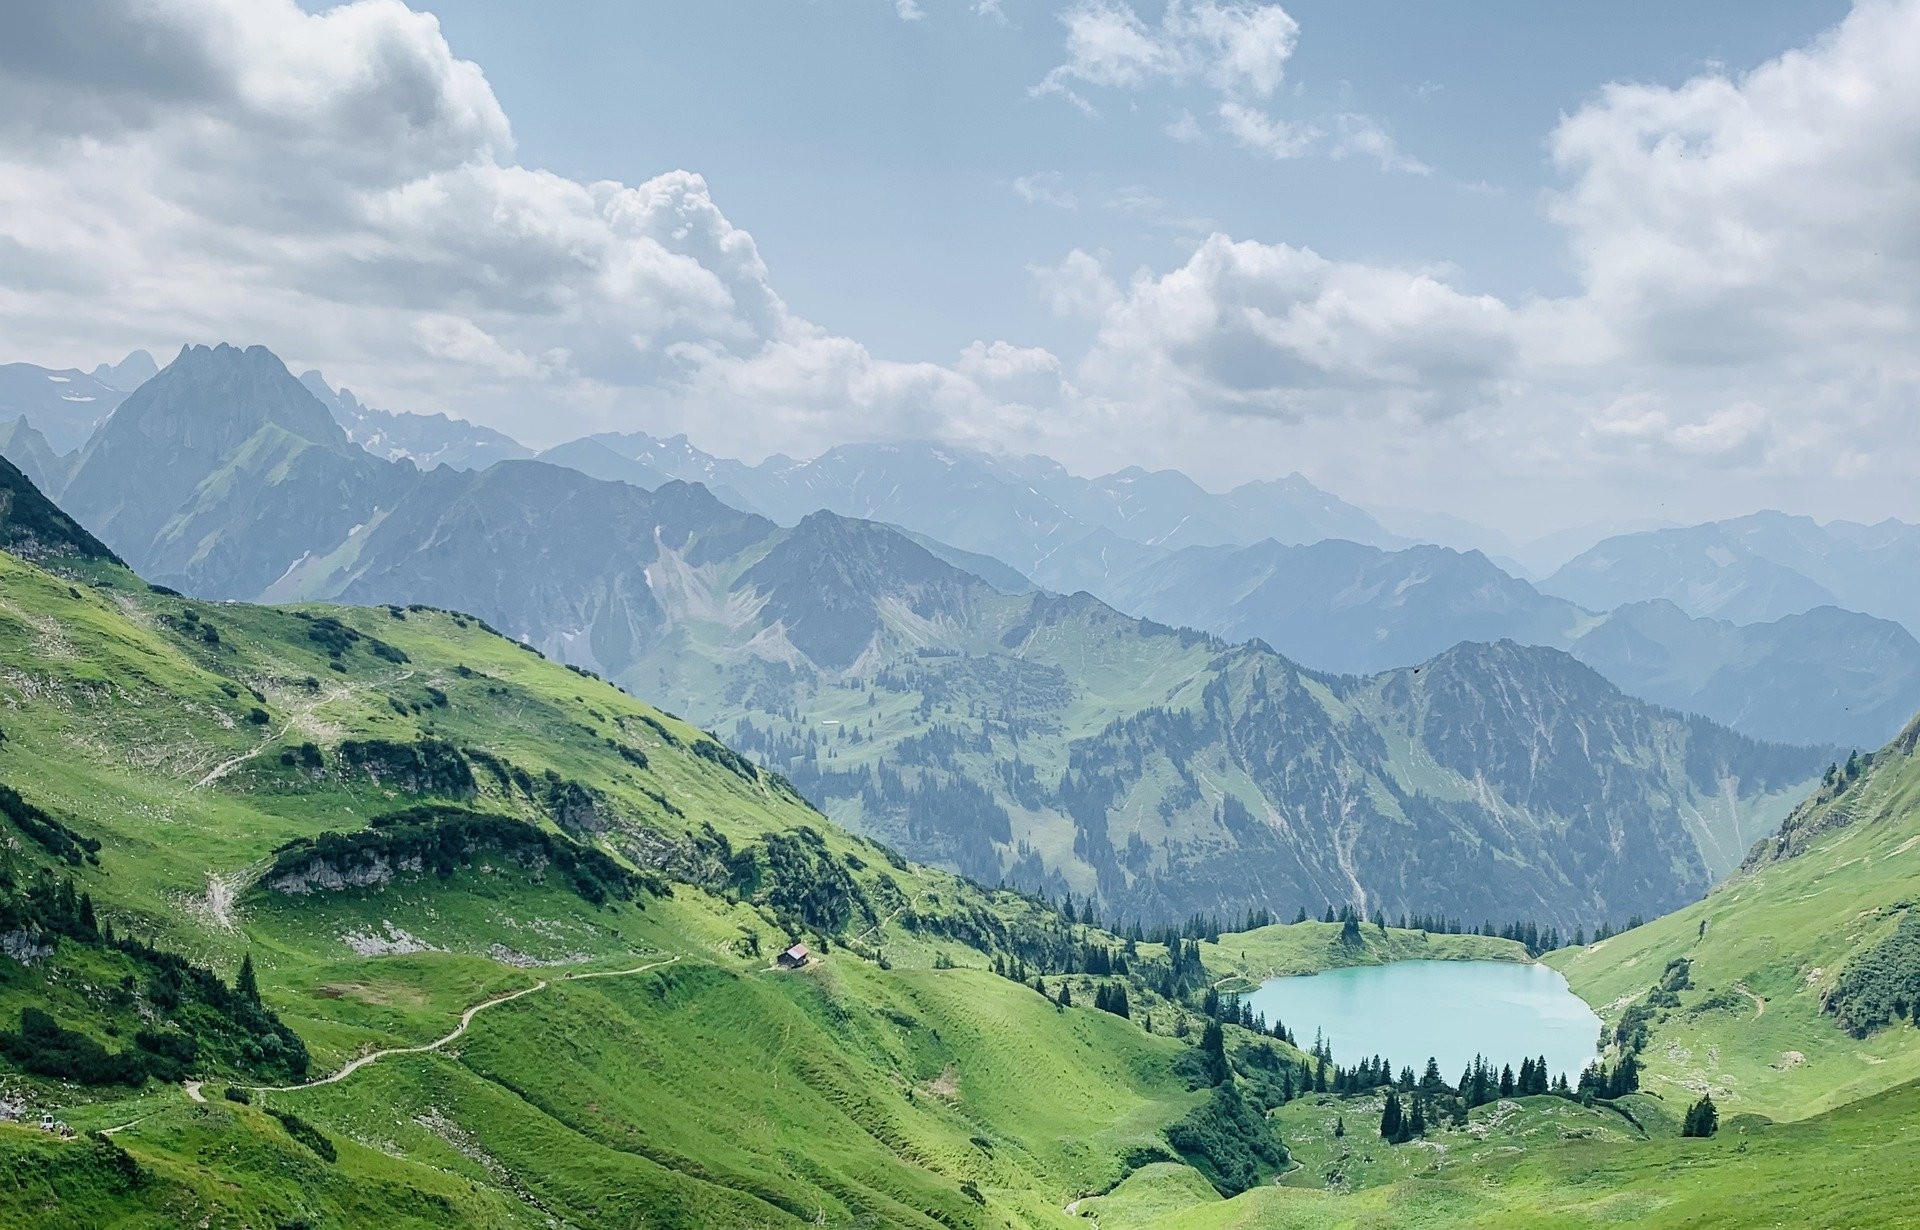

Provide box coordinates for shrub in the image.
[1166,1083,1288,1195]
[268,1109,337,1162]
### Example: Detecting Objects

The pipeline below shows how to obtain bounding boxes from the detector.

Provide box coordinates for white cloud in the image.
[1217,101,1317,159]
[1034,0,1299,112]
[1013,171,1077,210]
[0,0,1006,457]
[1027,0,1920,522]
[1328,113,1430,175]
[1065,236,1516,422]
[1036,3,1432,179]
[2,0,1918,529]
[894,0,926,20]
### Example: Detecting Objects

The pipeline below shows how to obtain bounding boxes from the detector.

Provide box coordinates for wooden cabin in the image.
[777,942,810,969]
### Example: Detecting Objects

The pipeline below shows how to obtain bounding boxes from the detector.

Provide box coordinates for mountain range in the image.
[1542,512,1920,636]
[1028,534,1920,750]
[17,347,1910,751]
[0,343,1838,929]
[2,492,1911,1226]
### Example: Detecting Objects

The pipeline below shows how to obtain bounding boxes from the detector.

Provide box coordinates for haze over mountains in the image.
[8,345,1913,754]
[0,341,1876,930]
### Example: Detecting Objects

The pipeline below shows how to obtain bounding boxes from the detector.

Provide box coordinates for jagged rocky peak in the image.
[109,343,354,455]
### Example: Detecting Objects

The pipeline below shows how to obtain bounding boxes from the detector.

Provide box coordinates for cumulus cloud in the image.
[1025,0,1920,517]
[1060,236,1516,421]
[0,0,1005,456]
[1,0,1917,527]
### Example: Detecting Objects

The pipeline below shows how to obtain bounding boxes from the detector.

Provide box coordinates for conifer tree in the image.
[1200,1020,1230,1086]
[1379,1092,1403,1141]
[237,952,260,1003]
[1682,1095,1719,1138]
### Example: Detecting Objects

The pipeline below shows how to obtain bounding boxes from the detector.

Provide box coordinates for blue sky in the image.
[421,0,1848,365]
[2,0,1914,537]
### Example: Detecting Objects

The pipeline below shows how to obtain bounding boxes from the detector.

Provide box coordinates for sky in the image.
[1,0,1915,540]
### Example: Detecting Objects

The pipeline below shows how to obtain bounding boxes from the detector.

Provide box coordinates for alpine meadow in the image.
[2,2,1920,1228]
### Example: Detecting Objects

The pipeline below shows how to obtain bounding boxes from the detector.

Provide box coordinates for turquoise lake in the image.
[1241,960,1602,1085]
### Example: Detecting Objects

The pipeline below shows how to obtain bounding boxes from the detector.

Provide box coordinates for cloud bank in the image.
[0,0,1916,526]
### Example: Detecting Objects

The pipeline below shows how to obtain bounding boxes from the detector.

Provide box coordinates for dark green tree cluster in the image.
[1165,1082,1287,1196]
[0,866,308,1085]
[0,782,100,867]
[1378,1090,1431,1143]
[1681,1095,1719,1138]
[1092,981,1131,1018]
[336,738,476,797]
[269,805,650,907]
[1825,912,1920,1037]
[731,825,875,936]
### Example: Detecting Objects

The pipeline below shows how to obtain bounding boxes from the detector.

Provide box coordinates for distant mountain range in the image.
[298,369,533,471]
[1542,513,1920,635]
[4,341,1911,750]
[1027,535,1920,750]
[0,341,1835,930]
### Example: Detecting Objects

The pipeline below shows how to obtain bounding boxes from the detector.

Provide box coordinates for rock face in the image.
[0,928,54,965]
[0,453,123,565]
[59,344,412,597]
[299,370,532,471]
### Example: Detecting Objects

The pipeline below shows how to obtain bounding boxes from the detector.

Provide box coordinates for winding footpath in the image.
[248,954,680,1094]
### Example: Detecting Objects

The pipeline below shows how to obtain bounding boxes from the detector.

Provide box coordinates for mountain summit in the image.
[60,343,409,597]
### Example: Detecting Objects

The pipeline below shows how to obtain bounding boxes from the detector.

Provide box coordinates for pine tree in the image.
[1408,1095,1426,1138]
[78,892,97,935]
[237,952,260,1003]
[1379,1092,1403,1141]
[1682,1095,1719,1138]
[1200,1020,1230,1086]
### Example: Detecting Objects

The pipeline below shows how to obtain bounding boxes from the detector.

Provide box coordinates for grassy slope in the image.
[1199,921,1525,991]
[0,552,1212,1228]
[3,543,1918,1228]
[1121,1080,1920,1229]
[1546,725,1920,1122]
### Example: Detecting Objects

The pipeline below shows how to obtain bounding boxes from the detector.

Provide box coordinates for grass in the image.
[1547,729,1920,1122]
[1,545,1916,1228]
[1199,921,1526,992]
[0,551,1211,1227]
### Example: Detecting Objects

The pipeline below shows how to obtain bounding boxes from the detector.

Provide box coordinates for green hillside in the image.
[0,515,1916,1228]
[0,542,1288,1228]
[1547,716,1920,1122]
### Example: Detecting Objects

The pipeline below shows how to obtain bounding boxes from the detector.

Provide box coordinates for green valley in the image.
[0,454,1913,1228]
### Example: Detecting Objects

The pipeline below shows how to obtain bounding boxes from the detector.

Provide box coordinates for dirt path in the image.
[1733,983,1767,1019]
[248,955,679,1094]
[853,891,926,948]
[184,1080,205,1104]
[192,671,410,791]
